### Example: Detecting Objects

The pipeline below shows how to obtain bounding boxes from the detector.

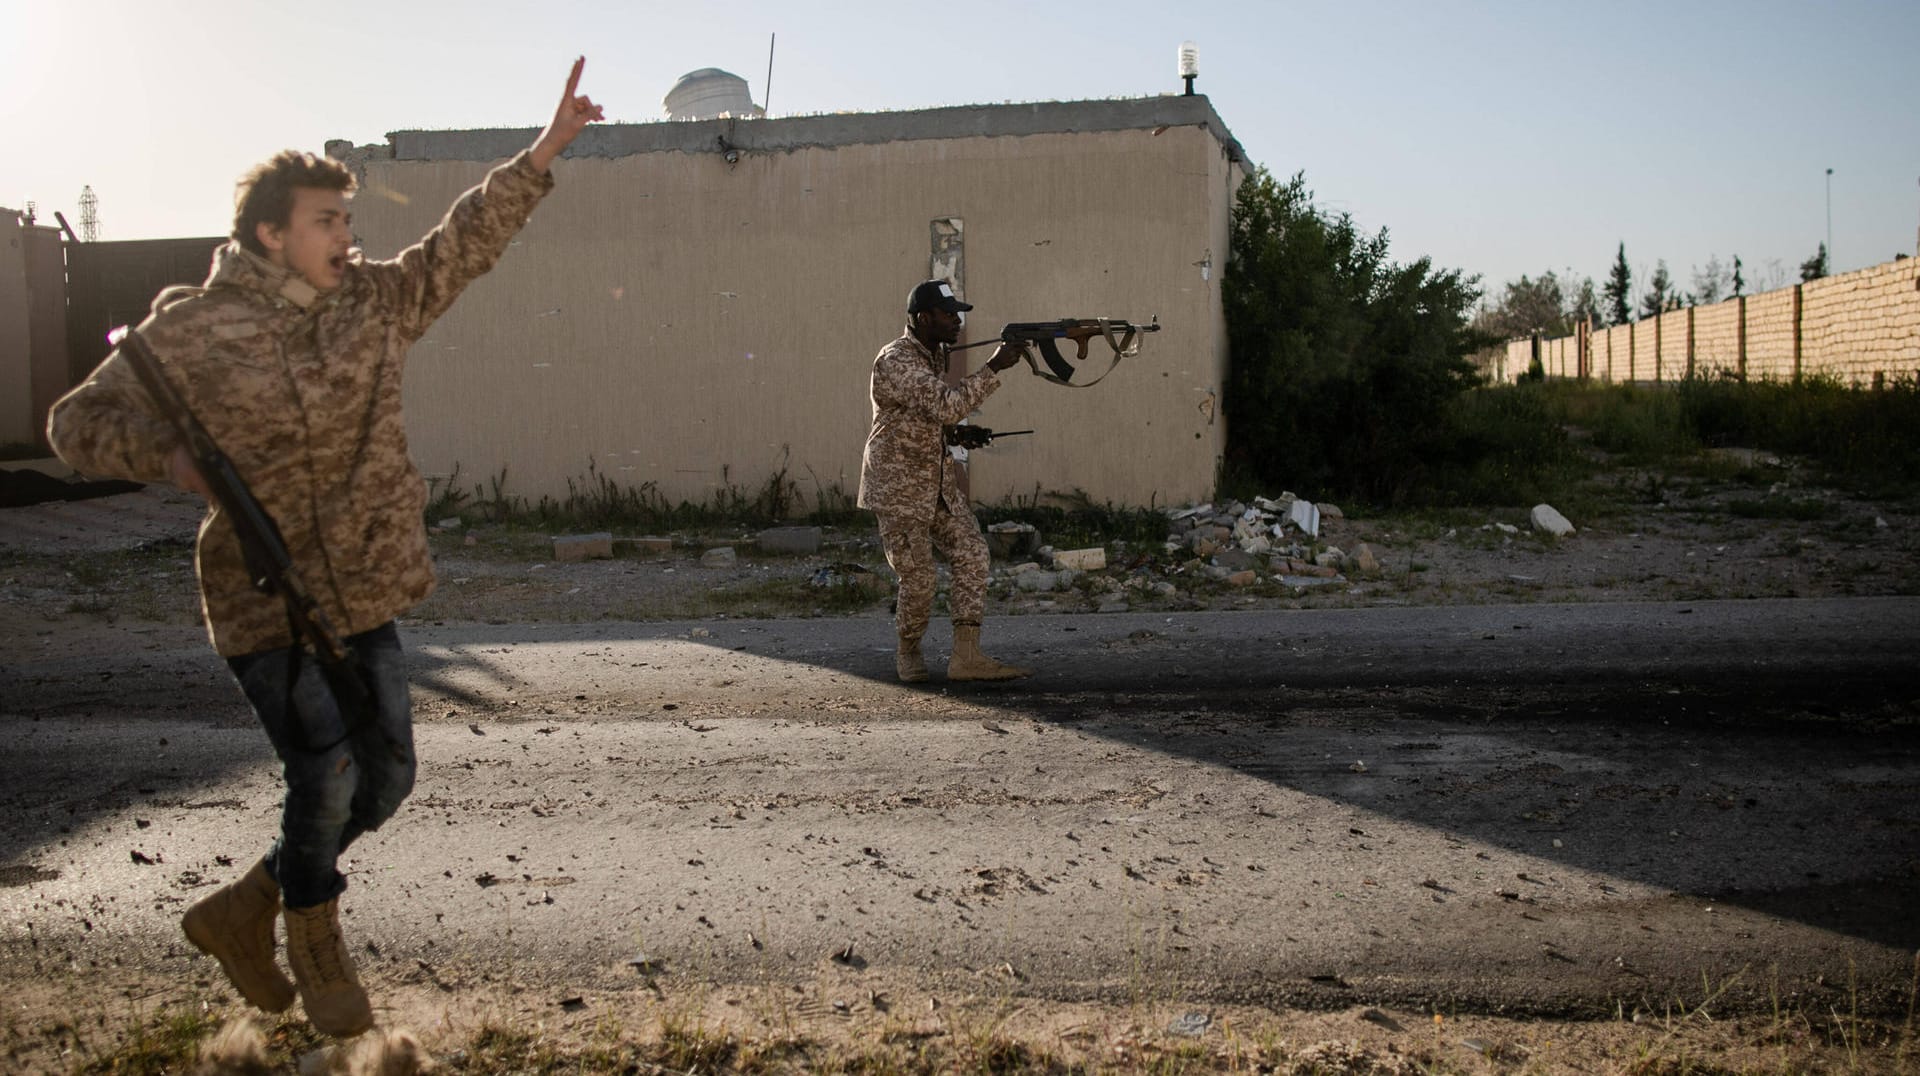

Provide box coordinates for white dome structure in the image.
[663,68,764,121]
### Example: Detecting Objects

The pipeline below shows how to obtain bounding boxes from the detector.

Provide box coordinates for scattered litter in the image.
[1168,1011,1212,1037]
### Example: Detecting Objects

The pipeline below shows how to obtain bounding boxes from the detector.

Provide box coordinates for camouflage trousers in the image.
[875,506,989,641]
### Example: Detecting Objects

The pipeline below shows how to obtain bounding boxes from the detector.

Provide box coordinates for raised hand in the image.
[530,57,605,173]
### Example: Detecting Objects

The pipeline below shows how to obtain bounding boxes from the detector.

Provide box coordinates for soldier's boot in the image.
[181,859,296,1013]
[947,623,1032,681]
[283,898,374,1037]
[896,635,930,683]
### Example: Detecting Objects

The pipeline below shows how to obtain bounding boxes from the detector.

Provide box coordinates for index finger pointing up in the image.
[564,56,584,100]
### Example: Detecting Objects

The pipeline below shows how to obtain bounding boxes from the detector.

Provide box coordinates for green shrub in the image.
[1222,168,1490,507]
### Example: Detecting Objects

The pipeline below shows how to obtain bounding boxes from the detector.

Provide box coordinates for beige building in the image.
[332,95,1247,512]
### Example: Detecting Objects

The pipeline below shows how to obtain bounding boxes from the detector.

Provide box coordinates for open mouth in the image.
[328,252,347,274]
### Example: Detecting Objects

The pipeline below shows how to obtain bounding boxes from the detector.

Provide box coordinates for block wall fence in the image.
[1499,256,1919,386]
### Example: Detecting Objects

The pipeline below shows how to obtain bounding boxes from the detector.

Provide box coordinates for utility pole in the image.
[1824,167,1833,274]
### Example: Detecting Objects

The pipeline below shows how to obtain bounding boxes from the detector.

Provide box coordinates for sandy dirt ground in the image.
[2,475,1918,1073]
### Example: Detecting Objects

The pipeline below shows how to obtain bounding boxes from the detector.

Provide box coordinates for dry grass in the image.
[15,966,1917,1076]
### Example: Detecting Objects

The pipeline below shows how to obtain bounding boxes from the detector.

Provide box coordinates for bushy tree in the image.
[1476,269,1600,342]
[1568,276,1601,328]
[1477,273,1567,340]
[1603,243,1633,325]
[1799,243,1829,281]
[1223,168,1487,504]
[1640,260,1675,319]
[1691,255,1729,305]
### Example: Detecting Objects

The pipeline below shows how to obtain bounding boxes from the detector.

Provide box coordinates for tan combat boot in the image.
[283,898,373,1037]
[181,860,296,1012]
[947,623,1032,681]
[896,635,930,682]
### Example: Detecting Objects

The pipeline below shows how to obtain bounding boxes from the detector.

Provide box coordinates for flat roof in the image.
[338,95,1245,165]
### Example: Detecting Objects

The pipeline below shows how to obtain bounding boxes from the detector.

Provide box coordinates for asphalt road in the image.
[3,597,1917,1018]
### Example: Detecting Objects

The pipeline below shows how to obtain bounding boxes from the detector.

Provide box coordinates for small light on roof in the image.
[1178,42,1199,95]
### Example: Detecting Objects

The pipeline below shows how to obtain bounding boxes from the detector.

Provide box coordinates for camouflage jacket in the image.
[856,329,1001,523]
[47,151,554,656]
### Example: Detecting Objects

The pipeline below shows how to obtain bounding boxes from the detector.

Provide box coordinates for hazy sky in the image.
[6,0,1915,307]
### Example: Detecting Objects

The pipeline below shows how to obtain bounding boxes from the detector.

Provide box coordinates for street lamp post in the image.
[1825,167,1833,274]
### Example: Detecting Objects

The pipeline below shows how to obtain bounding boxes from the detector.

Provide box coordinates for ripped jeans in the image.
[227,621,416,910]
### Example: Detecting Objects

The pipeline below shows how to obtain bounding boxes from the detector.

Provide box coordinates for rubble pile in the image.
[985,493,1384,607]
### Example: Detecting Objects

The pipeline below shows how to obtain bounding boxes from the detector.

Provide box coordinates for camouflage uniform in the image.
[46,152,554,914]
[857,329,1001,641]
[49,151,554,657]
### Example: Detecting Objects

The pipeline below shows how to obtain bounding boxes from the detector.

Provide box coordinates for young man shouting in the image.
[46,59,604,1037]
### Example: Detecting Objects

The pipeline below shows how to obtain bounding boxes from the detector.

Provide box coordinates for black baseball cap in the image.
[907,279,973,314]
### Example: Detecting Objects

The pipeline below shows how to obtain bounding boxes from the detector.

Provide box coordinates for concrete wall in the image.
[1692,300,1740,374]
[0,210,30,446]
[63,237,225,384]
[0,210,68,449]
[24,224,68,443]
[1801,261,1920,383]
[342,96,1245,509]
[1744,287,1797,380]
[1497,256,1920,386]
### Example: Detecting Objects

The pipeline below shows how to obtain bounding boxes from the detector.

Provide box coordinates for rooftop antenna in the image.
[1178,41,1198,96]
[763,32,776,116]
[78,185,99,241]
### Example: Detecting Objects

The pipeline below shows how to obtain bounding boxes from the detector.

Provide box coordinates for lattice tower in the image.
[78,185,99,241]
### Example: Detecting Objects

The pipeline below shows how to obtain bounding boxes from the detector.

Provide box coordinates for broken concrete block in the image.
[1052,547,1107,571]
[1015,569,1063,592]
[755,526,822,555]
[552,533,613,562]
[1314,548,1345,569]
[1352,543,1380,573]
[986,521,1041,560]
[1226,569,1257,587]
[700,546,738,567]
[1319,504,1345,520]
[1530,503,1576,537]
[1287,499,1321,538]
[1212,549,1257,572]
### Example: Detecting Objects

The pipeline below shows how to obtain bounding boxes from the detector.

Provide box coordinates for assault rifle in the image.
[111,326,375,748]
[955,316,1160,387]
[943,425,1032,450]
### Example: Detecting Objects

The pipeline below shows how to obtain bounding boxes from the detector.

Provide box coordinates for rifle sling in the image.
[1019,320,1138,389]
